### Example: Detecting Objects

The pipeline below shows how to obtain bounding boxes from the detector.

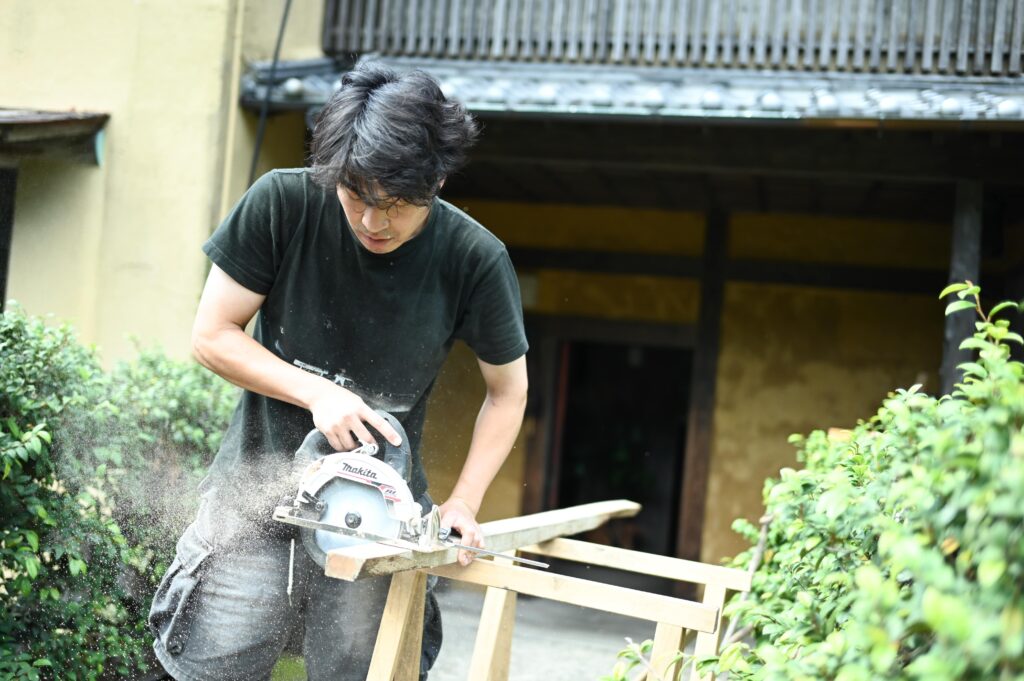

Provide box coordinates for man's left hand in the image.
[438,497,483,566]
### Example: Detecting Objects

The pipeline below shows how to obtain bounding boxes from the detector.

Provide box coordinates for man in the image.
[148,61,529,681]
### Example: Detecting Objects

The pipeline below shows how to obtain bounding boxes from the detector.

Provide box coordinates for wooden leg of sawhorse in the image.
[467,585,517,681]
[690,584,727,681]
[367,570,428,681]
[647,622,685,681]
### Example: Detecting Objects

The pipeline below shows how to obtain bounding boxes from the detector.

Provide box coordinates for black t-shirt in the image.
[201,168,528,521]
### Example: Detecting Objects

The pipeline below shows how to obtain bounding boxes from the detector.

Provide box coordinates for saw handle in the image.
[293,410,412,480]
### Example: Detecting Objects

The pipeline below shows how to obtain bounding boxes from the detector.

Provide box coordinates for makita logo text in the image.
[342,462,378,479]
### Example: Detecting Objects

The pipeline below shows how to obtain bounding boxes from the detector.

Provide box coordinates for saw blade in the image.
[312,476,402,554]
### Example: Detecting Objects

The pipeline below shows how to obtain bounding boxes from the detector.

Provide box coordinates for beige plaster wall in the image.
[3,0,323,361]
[702,283,944,563]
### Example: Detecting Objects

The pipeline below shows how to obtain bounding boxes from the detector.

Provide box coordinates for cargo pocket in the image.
[148,522,214,656]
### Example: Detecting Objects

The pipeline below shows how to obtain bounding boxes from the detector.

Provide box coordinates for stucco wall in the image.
[3,0,322,361]
[704,283,945,563]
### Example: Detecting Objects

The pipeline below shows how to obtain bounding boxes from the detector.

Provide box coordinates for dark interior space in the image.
[544,340,691,591]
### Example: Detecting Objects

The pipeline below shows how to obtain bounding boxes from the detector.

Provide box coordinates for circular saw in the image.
[272,410,548,569]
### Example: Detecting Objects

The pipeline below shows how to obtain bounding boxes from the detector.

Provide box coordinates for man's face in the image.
[336,185,432,254]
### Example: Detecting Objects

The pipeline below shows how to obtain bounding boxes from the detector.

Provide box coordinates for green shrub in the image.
[708,284,1024,680]
[0,305,237,680]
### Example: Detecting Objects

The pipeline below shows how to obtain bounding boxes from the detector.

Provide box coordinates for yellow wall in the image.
[3,0,322,361]
[704,283,944,563]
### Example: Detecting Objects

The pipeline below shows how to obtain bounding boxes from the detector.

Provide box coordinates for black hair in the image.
[309,61,479,207]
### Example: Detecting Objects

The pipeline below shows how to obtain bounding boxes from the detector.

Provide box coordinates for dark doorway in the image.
[553,340,692,559]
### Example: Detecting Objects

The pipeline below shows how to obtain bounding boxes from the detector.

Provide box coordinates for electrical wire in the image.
[248,0,293,187]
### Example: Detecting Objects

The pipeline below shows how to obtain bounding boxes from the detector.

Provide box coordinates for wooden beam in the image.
[677,210,728,564]
[468,554,517,681]
[510,246,951,295]
[0,167,15,312]
[366,570,428,681]
[519,538,751,591]
[941,180,983,395]
[428,559,719,633]
[324,499,642,580]
[469,120,1024,185]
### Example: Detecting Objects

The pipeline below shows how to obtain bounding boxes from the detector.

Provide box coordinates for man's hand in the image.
[308,384,403,451]
[438,497,483,566]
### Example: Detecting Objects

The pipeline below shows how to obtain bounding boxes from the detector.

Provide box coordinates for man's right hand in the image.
[308,384,403,451]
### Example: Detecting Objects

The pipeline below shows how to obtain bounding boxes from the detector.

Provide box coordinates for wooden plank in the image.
[993,0,1009,74]
[692,584,727,681]
[428,560,719,632]
[975,0,991,73]
[803,0,818,68]
[956,0,975,72]
[854,0,870,69]
[887,0,903,71]
[362,0,380,51]
[753,0,770,64]
[676,210,728,565]
[649,623,686,681]
[612,0,627,61]
[505,0,521,58]
[520,0,535,58]
[869,0,885,69]
[659,0,675,62]
[468,555,518,681]
[404,0,418,53]
[325,500,642,580]
[476,0,492,57]
[819,0,835,67]
[941,181,984,396]
[366,570,428,681]
[720,0,736,65]
[836,0,853,68]
[644,0,660,63]
[770,0,787,65]
[491,0,508,57]
[691,0,707,64]
[350,0,365,51]
[786,0,802,68]
[675,0,692,63]
[447,0,462,56]
[520,538,752,591]
[1011,0,1024,73]
[737,0,752,64]
[582,0,598,60]
[938,0,960,72]
[627,0,642,62]
[551,0,566,59]
[0,167,16,312]
[905,0,920,70]
[922,0,938,70]
[566,0,583,60]
[705,0,721,64]
[322,0,340,53]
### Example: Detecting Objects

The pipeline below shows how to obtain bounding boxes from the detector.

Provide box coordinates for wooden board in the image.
[519,538,751,591]
[428,559,718,633]
[324,499,641,581]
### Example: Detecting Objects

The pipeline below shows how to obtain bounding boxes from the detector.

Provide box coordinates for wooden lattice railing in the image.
[323,0,1024,75]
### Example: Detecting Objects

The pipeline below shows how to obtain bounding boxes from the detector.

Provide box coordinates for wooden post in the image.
[0,166,17,312]
[677,209,729,567]
[691,584,727,681]
[941,180,983,395]
[467,553,517,681]
[366,570,428,681]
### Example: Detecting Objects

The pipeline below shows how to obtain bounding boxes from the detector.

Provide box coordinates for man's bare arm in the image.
[192,265,401,450]
[439,354,528,565]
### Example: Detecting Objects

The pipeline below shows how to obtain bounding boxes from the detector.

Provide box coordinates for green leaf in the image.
[977,558,1005,587]
[944,300,976,316]
[989,301,1020,317]
[939,282,970,299]
[32,658,52,667]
